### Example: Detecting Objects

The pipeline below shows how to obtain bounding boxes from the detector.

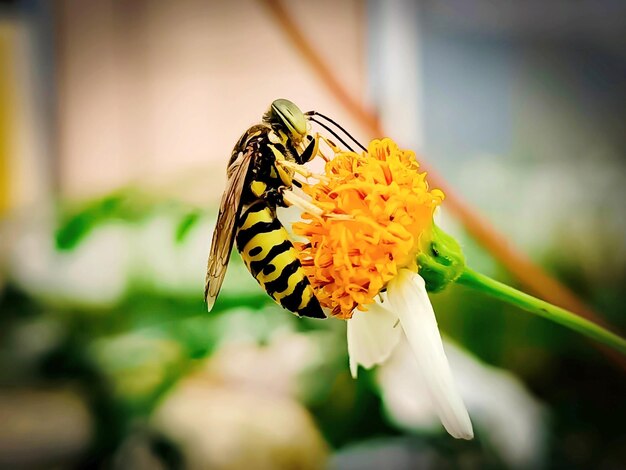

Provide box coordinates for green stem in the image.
[458,268,626,356]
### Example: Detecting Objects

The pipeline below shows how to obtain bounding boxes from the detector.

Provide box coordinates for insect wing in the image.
[204,148,253,310]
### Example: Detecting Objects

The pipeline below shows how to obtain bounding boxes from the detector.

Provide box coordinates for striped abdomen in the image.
[235,202,324,319]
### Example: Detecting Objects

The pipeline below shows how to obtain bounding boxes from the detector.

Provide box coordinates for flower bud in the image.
[417,225,466,292]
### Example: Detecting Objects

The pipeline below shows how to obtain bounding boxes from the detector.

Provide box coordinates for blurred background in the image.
[1,0,625,468]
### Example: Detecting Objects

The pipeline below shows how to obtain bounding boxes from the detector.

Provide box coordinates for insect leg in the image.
[282,189,352,221]
[282,190,324,216]
[261,186,323,217]
[296,133,320,164]
[262,185,321,215]
[318,134,342,154]
[276,158,329,183]
[262,187,289,208]
[297,132,349,163]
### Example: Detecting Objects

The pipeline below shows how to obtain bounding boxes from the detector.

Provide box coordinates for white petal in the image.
[376,339,439,431]
[347,302,402,378]
[387,269,474,440]
[441,341,547,467]
[377,338,547,466]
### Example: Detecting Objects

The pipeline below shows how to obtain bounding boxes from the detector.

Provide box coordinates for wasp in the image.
[205,99,365,318]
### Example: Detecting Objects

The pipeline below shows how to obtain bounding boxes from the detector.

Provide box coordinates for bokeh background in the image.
[1,0,625,468]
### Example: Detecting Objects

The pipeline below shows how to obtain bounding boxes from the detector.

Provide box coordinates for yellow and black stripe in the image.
[235,201,324,318]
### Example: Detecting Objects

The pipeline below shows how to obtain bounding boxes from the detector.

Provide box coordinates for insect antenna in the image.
[308,117,356,152]
[306,111,367,152]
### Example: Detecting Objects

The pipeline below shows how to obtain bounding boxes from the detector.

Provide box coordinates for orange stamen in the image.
[294,138,444,318]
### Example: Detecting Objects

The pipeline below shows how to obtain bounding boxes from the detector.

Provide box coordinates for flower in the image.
[294,138,444,318]
[293,138,473,439]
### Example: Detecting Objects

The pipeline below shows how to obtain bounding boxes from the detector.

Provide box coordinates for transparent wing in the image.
[204,146,254,310]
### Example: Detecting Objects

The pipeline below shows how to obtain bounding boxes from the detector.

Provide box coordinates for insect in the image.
[205,99,366,318]
[204,99,321,318]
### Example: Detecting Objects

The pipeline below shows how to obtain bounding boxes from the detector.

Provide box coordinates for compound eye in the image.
[272,99,307,137]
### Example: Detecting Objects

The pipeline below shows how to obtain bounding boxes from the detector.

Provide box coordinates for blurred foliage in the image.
[56,190,139,250]
[1,189,625,469]
[174,210,203,244]
[55,188,204,250]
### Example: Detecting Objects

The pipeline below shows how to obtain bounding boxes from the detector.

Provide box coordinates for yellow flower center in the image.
[293,138,444,319]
